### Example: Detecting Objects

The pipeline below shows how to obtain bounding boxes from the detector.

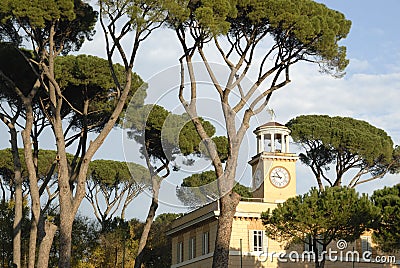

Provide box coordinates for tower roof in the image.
[257,121,285,128]
[253,121,290,136]
[254,121,287,132]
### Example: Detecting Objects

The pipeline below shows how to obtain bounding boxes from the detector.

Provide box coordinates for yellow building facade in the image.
[167,122,399,268]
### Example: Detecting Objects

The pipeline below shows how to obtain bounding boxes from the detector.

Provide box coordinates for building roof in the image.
[166,199,279,236]
[257,121,285,128]
[254,121,288,133]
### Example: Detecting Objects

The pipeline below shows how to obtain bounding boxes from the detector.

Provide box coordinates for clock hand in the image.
[272,175,282,181]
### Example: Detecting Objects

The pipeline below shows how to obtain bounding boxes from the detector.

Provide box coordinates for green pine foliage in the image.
[0,44,38,99]
[262,186,378,267]
[287,115,394,165]
[125,103,223,166]
[286,115,397,187]
[140,213,182,268]
[177,170,251,207]
[55,54,145,133]
[372,184,400,251]
[0,0,97,53]
[0,149,72,181]
[0,200,30,268]
[166,0,351,76]
[89,160,150,187]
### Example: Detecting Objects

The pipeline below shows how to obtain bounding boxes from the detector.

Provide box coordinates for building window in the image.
[304,235,323,256]
[189,236,196,259]
[177,241,183,263]
[249,230,268,252]
[202,232,209,255]
[253,230,264,252]
[361,236,371,253]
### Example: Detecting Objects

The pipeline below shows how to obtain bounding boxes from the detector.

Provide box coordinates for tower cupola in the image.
[254,121,291,154]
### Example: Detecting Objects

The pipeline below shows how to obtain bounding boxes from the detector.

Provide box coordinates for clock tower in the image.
[248,121,298,203]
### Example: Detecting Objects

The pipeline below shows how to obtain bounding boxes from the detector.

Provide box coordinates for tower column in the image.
[281,133,286,153]
[257,133,264,153]
[285,135,290,153]
[271,133,275,152]
[253,121,291,154]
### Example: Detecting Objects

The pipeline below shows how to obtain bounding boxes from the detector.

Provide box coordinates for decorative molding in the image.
[166,211,217,236]
[171,252,214,268]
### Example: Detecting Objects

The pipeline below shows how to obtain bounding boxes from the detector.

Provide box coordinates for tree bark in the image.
[59,211,74,268]
[36,221,57,268]
[5,68,41,268]
[9,120,23,268]
[212,192,240,268]
[312,238,326,268]
[13,174,23,268]
[178,53,243,268]
[56,54,135,268]
[21,102,41,268]
[55,120,75,268]
[134,179,160,268]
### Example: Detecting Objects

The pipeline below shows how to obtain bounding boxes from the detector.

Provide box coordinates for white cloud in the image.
[264,62,400,195]
[271,63,400,135]
[2,11,400,219]
[67,26,400,209]
[347,58,371,73]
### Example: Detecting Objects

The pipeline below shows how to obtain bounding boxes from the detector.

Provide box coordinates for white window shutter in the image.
[263,231,268,253]
[361,236,371,253]
[249,230,254,252]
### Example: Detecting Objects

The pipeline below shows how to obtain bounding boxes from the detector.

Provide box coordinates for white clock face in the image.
[269,167,290,188]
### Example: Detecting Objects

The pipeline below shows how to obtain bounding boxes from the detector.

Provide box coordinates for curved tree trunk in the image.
[134,179,160,268]
[1,104,24,267]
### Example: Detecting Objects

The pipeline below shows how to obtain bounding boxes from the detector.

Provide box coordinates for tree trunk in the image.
[312,237,318,268]
[134,180,160,268]
[312,238,326,268]
[21,103,41,268]
[27,180,41,268]
[58,156,75,268]
[13,177,22,268]
[55,136,78,268]
[319,244,326,268]
[59,212,73,268]
[316,172,324,192]
[212,192,240,268]
[52,87,75,268]
[10,126,23,268]
[36,221,57,268]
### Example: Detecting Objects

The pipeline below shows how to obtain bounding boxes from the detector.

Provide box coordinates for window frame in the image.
[189,236,196,260]
[361,236,371,253]
[252,230,264,252]
[304,235,323,256]
[202,232,209,255]
[177,241,184,263]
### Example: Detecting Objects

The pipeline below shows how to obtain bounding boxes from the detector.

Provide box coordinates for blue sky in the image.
[79,0,400,219]
[318,0,400,75]
[1,0,399,220]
